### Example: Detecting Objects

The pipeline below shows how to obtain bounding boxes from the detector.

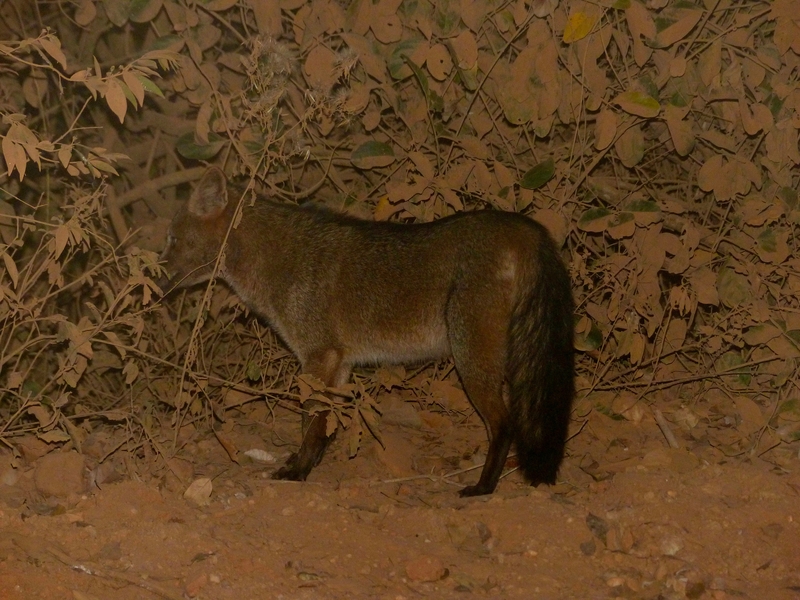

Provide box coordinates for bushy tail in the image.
[507,235,574,485]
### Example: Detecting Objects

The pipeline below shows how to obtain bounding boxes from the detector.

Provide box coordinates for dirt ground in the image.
[0,396,798,600]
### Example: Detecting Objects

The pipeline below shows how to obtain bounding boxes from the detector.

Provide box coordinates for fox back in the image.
[161,167,574,496]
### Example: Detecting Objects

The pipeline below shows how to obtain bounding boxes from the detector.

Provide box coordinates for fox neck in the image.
[215,203,297,328]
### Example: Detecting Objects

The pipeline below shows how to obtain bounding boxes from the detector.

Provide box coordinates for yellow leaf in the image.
[563,11,598,43]
[613,90,660,118]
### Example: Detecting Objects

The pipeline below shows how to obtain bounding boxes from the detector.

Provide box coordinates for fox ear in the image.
[187,167,228,217]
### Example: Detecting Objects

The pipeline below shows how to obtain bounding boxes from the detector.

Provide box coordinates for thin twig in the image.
[654,409,680,449]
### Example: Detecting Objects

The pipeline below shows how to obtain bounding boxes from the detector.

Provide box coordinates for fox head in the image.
[159,167,232,292]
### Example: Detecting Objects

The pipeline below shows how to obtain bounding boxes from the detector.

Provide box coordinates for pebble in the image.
[405,555,446,582]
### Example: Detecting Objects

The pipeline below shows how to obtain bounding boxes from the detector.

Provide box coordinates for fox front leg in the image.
[272,404,334,481]
[272,348,349,482]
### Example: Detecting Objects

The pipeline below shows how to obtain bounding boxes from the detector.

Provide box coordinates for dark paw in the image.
[271,453,310,481]
[458,483,495,497]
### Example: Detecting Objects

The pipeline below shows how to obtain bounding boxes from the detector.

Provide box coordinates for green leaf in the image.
[136,74,165,98]
[624,199,659,213]
[742,323,780,346]
[716,267,753,308]
[387,39,422,80]
[433,2,460,36]
[402,55,443,113]
[624,198,662,225]
[756,228,777,253]
[786,330,800,351]
[151,34,184,51]
[102,0,131,27]
[574,320,602,352]
[88,159,119,175]
[351,141,395,169]
[176,132,226,160]
[130,0,163,23]
[519,158,555,190]
[778,398,800,416]
[577,207,613,233]
[778,186,798,210]
[714,350,750,387]
[614,90,661,118]
[246,361,262,382]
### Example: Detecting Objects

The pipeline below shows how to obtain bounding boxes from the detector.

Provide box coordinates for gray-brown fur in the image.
[160,167,574,496]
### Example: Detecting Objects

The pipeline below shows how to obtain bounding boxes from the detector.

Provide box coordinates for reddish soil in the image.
[0,400,798,600]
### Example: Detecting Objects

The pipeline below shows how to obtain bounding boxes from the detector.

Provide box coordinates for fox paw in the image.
[458,483,495,497]
[271,454,310,481]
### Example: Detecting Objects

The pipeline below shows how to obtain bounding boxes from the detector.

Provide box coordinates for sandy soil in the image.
[0,398,798,600]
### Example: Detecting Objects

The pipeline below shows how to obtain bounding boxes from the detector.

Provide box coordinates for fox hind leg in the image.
[447,292,513,497]
[272,348,349,482]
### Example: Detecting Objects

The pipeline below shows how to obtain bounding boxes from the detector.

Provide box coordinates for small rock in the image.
[660,534,684,556]
[184,573,208,598]
[405,555,446,582]
[586,512,609,543]
[34,451,86,497]
[761,522,783,539]
[580,539,596,556]
[0,452,17,486]
[244,449,276,463]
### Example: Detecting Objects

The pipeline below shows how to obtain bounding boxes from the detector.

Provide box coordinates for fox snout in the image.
[157,168,233,296]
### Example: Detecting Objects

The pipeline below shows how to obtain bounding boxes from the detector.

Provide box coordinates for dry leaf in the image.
[75,0,97,25]
[450,30,477,68]
[594,109,616,150]
[426,44,452,81]
[184,477,213,505]
[104,78,127,124]
[563,10,598,44]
